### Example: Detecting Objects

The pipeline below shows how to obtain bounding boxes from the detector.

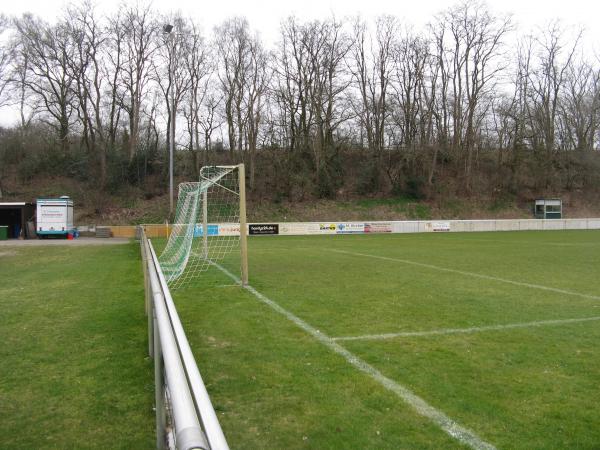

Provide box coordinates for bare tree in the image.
[244,36,270,188]
[104,12,125,152]
[14,14,75,152]
[349,16,397,153]
[181,20,211,174]
[0,14,12,108]
[559,57,599,151]
[490,36,534,191]
[431,1,512,189]
[273,16,313,154]
[197,92,222,156]
[214,17,252,156]
[527,23,581,187]
[119,4,157,162]
[303,17,352,196]
[1,4,599,201]
[392,29,430,149]
[64,1,112,186]
[428,19,451,185]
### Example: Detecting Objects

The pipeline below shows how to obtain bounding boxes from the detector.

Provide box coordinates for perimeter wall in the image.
[89,218,600,238]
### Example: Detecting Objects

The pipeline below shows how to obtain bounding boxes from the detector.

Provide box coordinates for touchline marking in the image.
[333,316,600,342]
[213,263,496,450]
[331,249,600,301]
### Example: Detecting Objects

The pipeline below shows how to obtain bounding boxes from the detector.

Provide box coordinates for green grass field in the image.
[0,243,154,449]
[169,230,600,449]
[2,230,599,449]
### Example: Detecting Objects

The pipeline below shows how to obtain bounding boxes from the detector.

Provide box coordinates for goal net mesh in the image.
[158,166,241,289]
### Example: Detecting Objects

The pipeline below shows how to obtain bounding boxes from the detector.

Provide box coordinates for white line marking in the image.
[333,316,600,342]
[331,249,600,301]
[213,263,496,450]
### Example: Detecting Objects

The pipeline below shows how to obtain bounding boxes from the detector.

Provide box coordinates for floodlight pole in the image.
[164,24,175,216]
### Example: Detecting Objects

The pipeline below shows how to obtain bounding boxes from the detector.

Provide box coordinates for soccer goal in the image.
[158,164,248,289]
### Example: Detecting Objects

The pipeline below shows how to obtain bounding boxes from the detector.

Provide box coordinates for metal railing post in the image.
[148,295,154,358]
[142,238,149,315]
[145,239,154,359]
[154,313,166,449]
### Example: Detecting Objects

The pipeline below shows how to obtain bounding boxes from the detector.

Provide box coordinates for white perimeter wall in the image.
[240,218,600,236]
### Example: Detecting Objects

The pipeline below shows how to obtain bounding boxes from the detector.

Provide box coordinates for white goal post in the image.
[158,164,248,289]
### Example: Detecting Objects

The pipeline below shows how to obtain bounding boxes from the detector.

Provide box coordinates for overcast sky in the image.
[1,0,599,126]
[2,0,600,46]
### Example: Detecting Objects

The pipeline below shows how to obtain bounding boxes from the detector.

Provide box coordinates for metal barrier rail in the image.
[141,230,229,450]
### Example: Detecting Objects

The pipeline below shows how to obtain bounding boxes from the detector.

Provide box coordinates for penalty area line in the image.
[333,316,600,342]
[212,262,496,450]
[331,249,600,301]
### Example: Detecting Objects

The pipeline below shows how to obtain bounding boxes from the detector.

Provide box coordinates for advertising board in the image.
[336,223,365,234]
[193,224,219,237]
[279,223,310,235]
[218,223,241,236]
[364,222,392,233]
[314,223,338,234]
[249,224,279,235]
[430,221,451,232]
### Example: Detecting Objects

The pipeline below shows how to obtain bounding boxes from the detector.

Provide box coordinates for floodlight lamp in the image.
[163,24,174,33]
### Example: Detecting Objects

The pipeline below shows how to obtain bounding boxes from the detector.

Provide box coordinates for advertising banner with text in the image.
[364,222,392,233]
[249,224,279,235]
[336,223,365,234]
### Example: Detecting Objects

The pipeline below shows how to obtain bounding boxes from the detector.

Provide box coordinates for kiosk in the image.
[534,199,562,219]
[36,196,75,238]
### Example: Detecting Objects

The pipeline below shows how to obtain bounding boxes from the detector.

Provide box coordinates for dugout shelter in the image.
[534,198,562,219]
[0,202,36,239]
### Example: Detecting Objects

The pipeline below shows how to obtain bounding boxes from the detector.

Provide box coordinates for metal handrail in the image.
[141,229,229,450]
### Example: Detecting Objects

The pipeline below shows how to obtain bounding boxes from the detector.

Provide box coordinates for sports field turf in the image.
[0,243,154,449]
[169,230,600,449]
[2,230,599,449]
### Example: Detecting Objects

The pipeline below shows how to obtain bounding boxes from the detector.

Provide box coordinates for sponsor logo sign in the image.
[249,224,279,235]
[218,224,240,236]
[305,223,337,234]
[193,224,219,237]
[431,221,451,232]
[280,223,312,235]
[320,223,337,232]
[364,222,392,233]
[336,223,365,234]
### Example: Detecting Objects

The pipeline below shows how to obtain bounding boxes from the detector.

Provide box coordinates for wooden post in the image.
[238,164,249,286]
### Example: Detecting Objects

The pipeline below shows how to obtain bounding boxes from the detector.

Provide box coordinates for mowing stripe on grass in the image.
[333,316,600,342]
[213,263,496,450]
[441,237,600,247]
[331,249,600,301]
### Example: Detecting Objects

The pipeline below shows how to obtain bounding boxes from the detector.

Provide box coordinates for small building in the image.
[534,198,562,219]
[0,202,36,239]
[36,197,75,238]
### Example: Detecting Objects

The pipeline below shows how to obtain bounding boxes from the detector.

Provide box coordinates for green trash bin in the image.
[0,226,8,240]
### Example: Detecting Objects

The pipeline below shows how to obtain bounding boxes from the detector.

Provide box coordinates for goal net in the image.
[158,164,248,289]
